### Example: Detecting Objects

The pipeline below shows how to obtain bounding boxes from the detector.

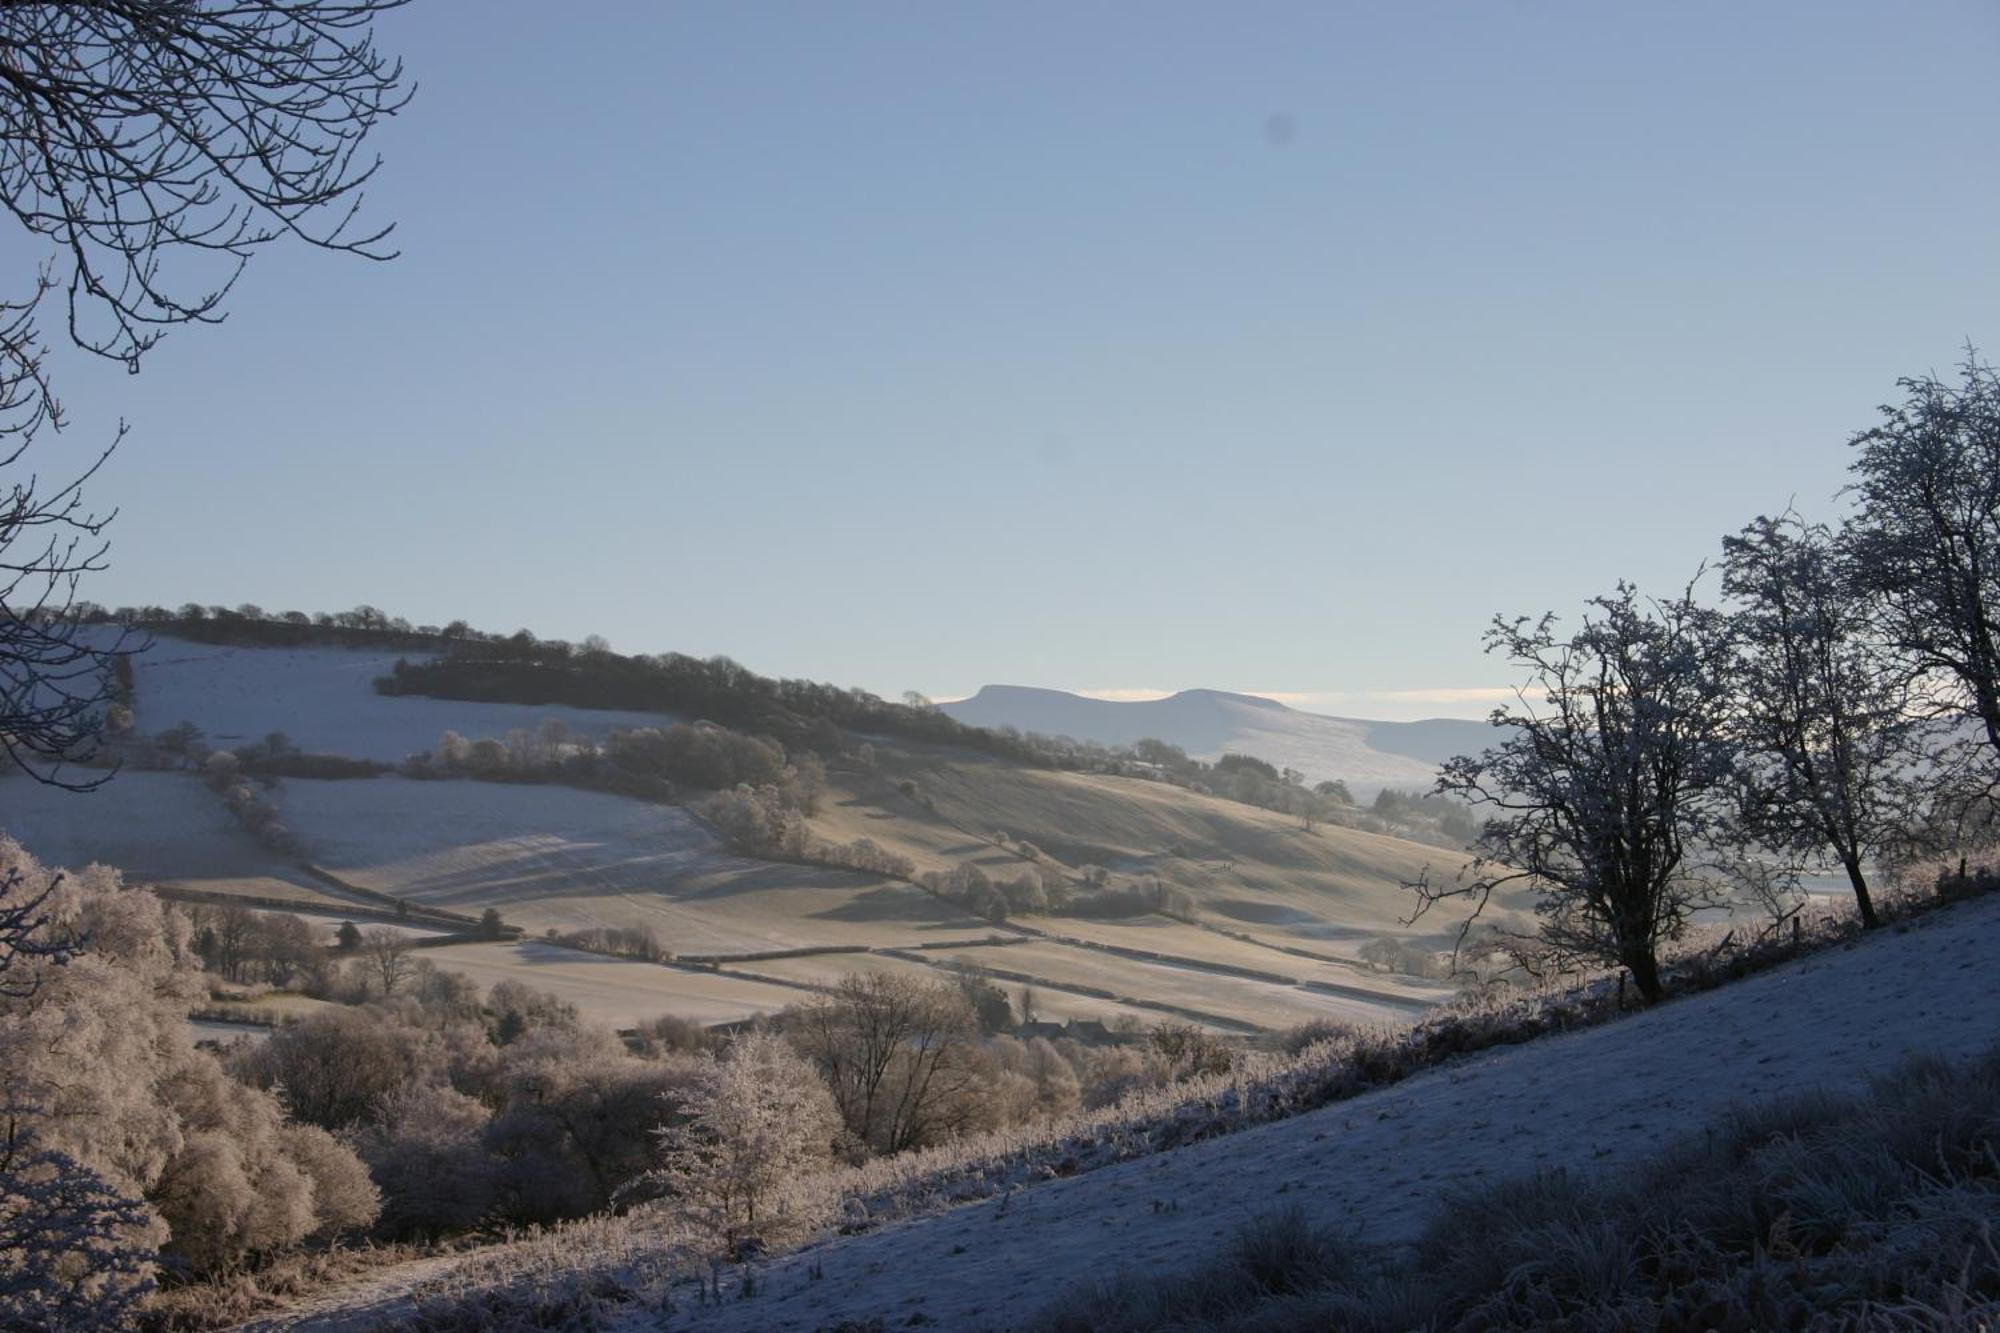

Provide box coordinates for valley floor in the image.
[663,894,1998,1332]
[248,892,2000,1332]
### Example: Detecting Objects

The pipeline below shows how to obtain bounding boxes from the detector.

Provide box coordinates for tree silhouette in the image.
[1411,583,1736,1003]
[0,1,411,782]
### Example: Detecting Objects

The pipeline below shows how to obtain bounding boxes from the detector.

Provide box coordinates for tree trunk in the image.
[1624,948,1665,1005]
[1843,856,1881,929]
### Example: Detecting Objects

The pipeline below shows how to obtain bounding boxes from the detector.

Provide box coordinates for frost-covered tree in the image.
[655,1031,839,1257]
[241,1004,429,1130]
[788,974,981,1153]
[357,1082,495,1239]
[1411,584,1736,1003]
[255,912,321,988]
[486,978,581,1046]
[0,840,378,1295]
[1720,514,1916,928]
[148,1058,379,1273]
[0,861,77,998]
[703,783,811,858]
[362,926,413,996]
[987,1035,1082,1120]
[483,1026,696,1223]
[0,1143,157,1331]
[1846,350,2000,780]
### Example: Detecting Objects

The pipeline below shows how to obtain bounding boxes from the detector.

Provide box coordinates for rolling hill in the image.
[2,633,1503,1035]
[939,685,1493,795]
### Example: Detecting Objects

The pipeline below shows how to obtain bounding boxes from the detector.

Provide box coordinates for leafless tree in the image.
[787,974,981,1155]
[1846,349,2000,791]
[361,926,411,997]
[1719,513,1917,928]
[0,1,410,782]
[1409,583,1736,1003]
[653,1031,839,1258]
[0,865,75,998]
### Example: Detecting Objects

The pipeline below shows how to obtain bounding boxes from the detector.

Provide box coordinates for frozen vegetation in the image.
[319,888,2000,1333]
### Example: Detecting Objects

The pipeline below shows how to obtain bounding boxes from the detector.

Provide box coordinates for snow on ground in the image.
[275,913,450,943]
[127,636,666,761]
[1039,916,1454,1006]
[189,1019,272,1047]
[650,893,2000,1332]
[416,941,809,1029]
[935,938,1422,1030]
[0,769,332,900]
[277,777,725,905]
[737,951,1208,1033]
[275,777,991,952]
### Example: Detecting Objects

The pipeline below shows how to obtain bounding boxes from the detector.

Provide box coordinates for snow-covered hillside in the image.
[0,769,328,900]
[128,636,667,761]
[941,685,1491,795]
[638,892,2000,1332]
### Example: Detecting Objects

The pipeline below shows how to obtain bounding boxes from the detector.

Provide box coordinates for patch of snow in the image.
[0,769,316,892]
[416,940,807,1029]
[127,636,667,761]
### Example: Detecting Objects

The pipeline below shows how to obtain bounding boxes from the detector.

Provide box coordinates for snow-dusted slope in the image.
[128,636,666,761]
[941,685,1491,795]
[653,894,2000,1333]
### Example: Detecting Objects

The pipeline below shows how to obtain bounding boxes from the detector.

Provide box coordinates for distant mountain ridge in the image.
[939,685,1493,796]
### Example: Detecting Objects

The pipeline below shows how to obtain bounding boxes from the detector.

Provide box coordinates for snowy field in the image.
[736,950,1201,1032]
[276,913,450,943]
[934,939,1421,1030]
[1040,916,1455,1006]
[417,940,809,1028]
[127,636,666,761]
[188,1019,272,1047]
[275,777,991,952]
[278,777,730,906]
[0,770,337,902]
[654,891,2000,1333]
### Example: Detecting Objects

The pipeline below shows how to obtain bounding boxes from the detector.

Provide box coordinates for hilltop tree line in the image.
[1418,351,2000,1003]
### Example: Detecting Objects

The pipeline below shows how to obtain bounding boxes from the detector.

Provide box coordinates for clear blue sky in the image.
[31,1,2000,719]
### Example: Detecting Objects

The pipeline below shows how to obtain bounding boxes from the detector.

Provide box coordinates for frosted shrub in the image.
[651,1030,840,1258]
[0,839,378,1294]
[357,1082,497,1239]
[151,1054,383,1272]
[484,1029,698,1224]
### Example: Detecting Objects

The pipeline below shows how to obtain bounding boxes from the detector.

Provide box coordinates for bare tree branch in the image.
[0,1,409,783]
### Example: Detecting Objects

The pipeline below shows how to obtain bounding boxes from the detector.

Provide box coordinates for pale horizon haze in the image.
[17,2,2000,720]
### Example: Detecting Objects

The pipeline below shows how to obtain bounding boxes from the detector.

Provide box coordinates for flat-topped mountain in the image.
[940,685,1493,796]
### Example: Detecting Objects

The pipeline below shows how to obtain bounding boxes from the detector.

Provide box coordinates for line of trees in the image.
[1414,351,2000,1002]
[405,716,819,807]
